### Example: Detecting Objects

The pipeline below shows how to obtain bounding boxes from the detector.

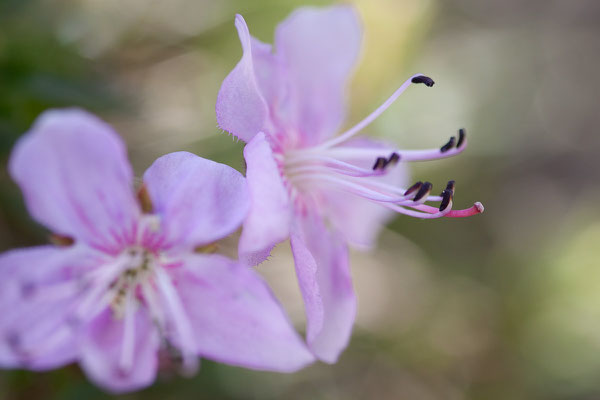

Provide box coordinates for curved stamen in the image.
[456,128,466,148]
[373,152,400,171]
[387,152,401,166]
[289,167,483,219]
[439,190,453,211]
[344,175,444,202]
[74,256,132,321]
[440,136,456,153]
[287,131,468,164]
[287,164,383,178]
[290,173,444,207]
[141,280,165,328]
[316,74,433,150]
[119,289,136,374]
[290,173,418,204]
[287,161,445,202]
[155,267,198,374]
[444,180,456,194]
[285,154,387,178]
[413,182,433,203]
[372,157,387,171]
[411,75,435,87]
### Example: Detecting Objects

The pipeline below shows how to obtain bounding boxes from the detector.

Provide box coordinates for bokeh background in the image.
[1,0,600,398]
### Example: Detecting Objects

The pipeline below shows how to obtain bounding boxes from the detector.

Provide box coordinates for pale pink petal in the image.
[79,308,159,394]
[275,6,362,145]
[323,137,409,249]
[249,38,287,118]
[8,109,139,251]
[172,253,314,372]
[143,152,249,250]
[216,14,269,143]
[0,246,93,369]
[239,133,291,265]
[289,209,356,363]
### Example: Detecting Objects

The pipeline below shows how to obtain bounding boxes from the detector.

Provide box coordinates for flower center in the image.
[8,213,199,374]
[81,244,198,374]
[108,247,158,319]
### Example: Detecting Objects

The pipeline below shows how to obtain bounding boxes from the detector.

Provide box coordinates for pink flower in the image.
[216,6,484,362]
[0,109,314,393]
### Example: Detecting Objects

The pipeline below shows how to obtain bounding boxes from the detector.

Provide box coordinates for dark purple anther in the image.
[413,182,433,201]
[440,136,456,153]
[456,128,466,148]
[404,181,423,196]
[411,75,435,87]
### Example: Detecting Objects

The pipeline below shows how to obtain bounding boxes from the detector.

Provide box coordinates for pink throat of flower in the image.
[88,246,197,376]
[278,74,484,220]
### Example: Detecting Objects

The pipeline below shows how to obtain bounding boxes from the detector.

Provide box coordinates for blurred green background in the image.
[1,0,600,399]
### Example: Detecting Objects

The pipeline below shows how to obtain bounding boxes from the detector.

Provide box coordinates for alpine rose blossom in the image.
[0,109,314,393]
[216,6,483,362]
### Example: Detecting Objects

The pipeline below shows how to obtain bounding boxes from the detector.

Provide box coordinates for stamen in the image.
[155,268,198,374]
[74,256,131,321]
[411,75,435,87]
[275,67,482,223]
[413,182,433,202]
[291,173,445,208]
[119,290,136,374]
[141,281,165,327]
[372,157,387,170]
[288,167,483,220]
[440,136,456,153]
[404,181,423,196]
[371,153,400,171]
[286,155,386,178]
[456,128,466,148]
[294,142,468,163]
[445,180,456,194]
[387,152,400,166]
[316,73,433,149]
[353,178,443,202]
[439,190,453,211]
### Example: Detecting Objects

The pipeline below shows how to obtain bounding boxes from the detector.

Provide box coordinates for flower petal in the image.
[0,246,92,370]
[275,6,362,145]
[216,14,270,143]
[289,209,356,363]
[8,109,139,251]
[239,133,291,265]
[323,137,409,249]
[249,38,287,117]
[173,253,314,372]
[143,152,249,250]
[79,308,159,394]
